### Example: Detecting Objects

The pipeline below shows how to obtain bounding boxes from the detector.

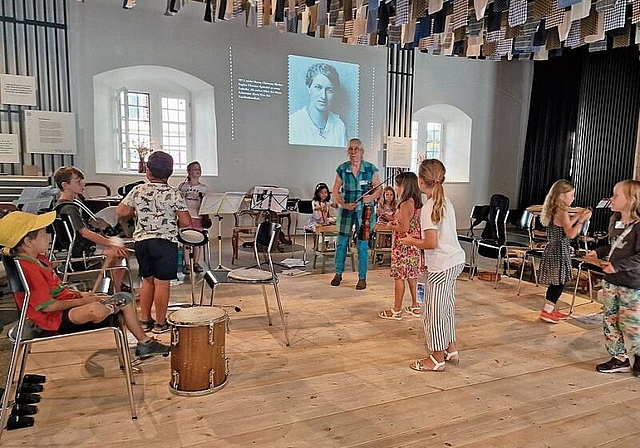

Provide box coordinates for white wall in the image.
[67,1,386,201]
[413,55,534,221]
[67,2,533,234]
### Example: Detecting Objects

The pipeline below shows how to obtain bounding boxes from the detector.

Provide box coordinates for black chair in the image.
[457,204,495,278]
[222,221,290,346]
[473,208,510,288]
[292,199,313,263]
[0,255,136,441]
[49,214,132,292]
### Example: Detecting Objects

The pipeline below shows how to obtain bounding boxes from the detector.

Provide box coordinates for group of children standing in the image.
[0,153,637,376]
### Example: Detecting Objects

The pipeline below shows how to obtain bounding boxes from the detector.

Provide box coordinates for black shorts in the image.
[58,309,118,334]
[135,238,178,281]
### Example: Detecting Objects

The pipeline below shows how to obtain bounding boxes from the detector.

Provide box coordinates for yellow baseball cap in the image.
[0,210,56,252]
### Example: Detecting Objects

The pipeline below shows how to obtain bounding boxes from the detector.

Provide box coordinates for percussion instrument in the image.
[177,228,209,247]
[168,307,229,396]
[177,228,210,306]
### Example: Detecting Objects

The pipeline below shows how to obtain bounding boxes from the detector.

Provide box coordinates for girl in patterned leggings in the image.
[584,180,640,375]
[400,159,466,372]
[538,180,592,324]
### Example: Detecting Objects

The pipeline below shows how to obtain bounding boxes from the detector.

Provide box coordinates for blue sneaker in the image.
[135,339,169,358]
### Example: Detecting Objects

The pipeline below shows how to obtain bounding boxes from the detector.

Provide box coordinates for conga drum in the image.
[168,307,229,396]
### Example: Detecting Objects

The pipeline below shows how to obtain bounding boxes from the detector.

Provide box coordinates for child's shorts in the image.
[135,238,178,281]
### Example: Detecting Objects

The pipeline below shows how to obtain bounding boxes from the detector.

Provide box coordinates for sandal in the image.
[140,319,155,333]
[410,355,446,372]
[444,350,460,364]
[151,322,170,334]
[404,306,421,317]
[378,309,402,321]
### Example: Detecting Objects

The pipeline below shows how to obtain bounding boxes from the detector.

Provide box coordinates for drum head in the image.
[168,307,227,325]
[178,228,208,246]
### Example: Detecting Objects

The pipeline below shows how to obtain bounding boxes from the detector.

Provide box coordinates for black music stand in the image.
[200,192,245,272]
[250,186,290,269]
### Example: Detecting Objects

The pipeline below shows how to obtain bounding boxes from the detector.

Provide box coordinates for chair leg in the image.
[261,285,273,326]
[0,337,29,441]
[114,328,137,419]
[493,257,501,290]
[570,264,583,315]
[517,254,527,295]
[272,283,290,346]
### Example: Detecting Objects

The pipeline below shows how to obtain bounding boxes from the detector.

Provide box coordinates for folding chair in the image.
[0,254,136,441]
[49,214,132,292]
[220,221,290,346]
[292,199,313,264]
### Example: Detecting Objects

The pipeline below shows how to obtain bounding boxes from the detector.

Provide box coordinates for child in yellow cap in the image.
[0,211,168,358]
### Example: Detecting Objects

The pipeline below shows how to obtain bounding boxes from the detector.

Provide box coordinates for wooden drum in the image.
[168,307,229,396]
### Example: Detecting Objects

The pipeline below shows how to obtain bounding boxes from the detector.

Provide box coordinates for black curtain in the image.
[518,46,640,232]
[518,51,583,208]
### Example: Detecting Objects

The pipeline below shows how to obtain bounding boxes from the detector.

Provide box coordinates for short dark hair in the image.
[10,229,40,256]
[146,151,174,180]
[53,166,85,190]
[305,63,340,88]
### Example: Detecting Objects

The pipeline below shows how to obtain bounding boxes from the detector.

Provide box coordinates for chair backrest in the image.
[481,194,509,242]
[297,199,313,215]
[83,182,111,197]
[1,254,26,295]
[255,220,281,252]
[466,205,491,237]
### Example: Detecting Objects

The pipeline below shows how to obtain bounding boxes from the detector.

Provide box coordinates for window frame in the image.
[116,88,192,173]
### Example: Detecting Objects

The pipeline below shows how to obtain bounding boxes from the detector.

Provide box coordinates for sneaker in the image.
[596,357,630,373]
[356,279,367,290]
[553,309,569,320]
[193,263,204,273]
[633,355,640,377]
[151,322,170,334]
[330,274,342,286]
[100,292,133,314]
[539,309,559,324]
[140,319,155,333]
[135,339,169,358]
[182,265,190,275]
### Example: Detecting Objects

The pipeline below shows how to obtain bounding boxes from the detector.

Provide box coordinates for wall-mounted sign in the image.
[0,74,37,106]
[386,137,412,168]
[24,110,76,155]
[0,133,20,164]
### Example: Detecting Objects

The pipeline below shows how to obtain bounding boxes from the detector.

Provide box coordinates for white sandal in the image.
[444,350,460,363]
[378,309,402,321]
[410,355,446,372]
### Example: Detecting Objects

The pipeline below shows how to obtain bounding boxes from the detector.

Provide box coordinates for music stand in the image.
[250,186,290,269]
[199,192,246,271]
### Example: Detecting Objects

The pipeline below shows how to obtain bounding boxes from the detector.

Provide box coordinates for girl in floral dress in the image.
[378,172,423,320]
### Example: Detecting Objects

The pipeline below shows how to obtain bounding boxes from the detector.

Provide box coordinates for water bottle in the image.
[177,248,184,269]
[417,282,425,304]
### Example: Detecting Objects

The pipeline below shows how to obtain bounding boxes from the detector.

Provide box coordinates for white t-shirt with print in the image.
[421,196,465,272]
[121,182,188,243]
[179,182,207,218]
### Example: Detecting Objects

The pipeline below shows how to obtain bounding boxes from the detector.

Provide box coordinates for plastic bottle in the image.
[177,248,184,269]
[416,282,425,304]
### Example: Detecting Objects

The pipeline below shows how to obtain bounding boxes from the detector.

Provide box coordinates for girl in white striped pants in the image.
[400,159,466,372]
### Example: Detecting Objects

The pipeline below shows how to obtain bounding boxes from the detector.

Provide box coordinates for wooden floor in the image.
[2,263,640,447]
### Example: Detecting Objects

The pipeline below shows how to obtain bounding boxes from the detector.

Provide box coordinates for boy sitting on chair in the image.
[53,166,129,292]
[0,210,169,358]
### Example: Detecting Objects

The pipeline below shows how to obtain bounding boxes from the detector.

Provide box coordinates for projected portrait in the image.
[288,55,359,148]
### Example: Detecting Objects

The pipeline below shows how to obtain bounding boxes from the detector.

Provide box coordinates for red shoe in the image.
[553,309,569,320]
[540,309,559,324]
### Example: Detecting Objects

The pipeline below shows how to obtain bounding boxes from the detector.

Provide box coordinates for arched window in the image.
[93,65,218,175]
[411,104,471,183]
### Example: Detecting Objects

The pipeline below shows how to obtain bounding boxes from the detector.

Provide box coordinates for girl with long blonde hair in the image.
[585,180,640,375]
[400,159,466,372]
[538,179,592,324]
